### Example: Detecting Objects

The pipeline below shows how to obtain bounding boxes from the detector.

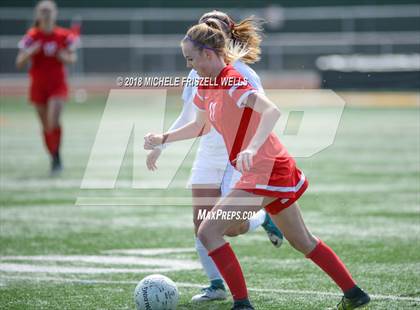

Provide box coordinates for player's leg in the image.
[35,104,48,131]
[198,189,268,251]
[46,97,64,173]
[270,202,370,309]
[221,165,256,236]
[31,82,53,163]
[47,97,64,131]
[34,104,51,158]
[197,189,270,309]
[221,164,284,247]
[224,208,283,248]
[191,165,280,303]
[191,185,227,302]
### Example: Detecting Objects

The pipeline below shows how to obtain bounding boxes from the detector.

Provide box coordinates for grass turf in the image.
[0,94,419,309]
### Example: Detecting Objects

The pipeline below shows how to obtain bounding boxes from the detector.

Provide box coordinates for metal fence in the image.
[0,5,419,75]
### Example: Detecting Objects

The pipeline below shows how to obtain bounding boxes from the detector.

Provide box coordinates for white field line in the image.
[1,178,418,193]
[1,275,419,303]
[0,179,84,190]
[75,181,420,206]
[0,263,178,274]
[102,248,196,256]
[0,250,202,274]
[0,254,201,274]
[0,255,200,269]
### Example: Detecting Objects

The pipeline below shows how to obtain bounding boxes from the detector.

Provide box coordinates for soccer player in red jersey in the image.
[145,23,370,310]
[16,0,78,174]
[145,11,285,303]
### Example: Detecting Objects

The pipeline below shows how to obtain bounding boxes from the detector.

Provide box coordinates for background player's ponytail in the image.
[199,10,263,64]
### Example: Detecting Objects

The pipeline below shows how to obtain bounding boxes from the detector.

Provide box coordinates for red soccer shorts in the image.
[235,167,308,214]
[30,77,68,106]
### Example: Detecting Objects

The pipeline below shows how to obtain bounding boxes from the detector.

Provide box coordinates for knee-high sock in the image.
[306,239,356,292]
[43,126,61,156]
[195,237,223,282]
[43,130,53,155]
[247,209,267,232]
[209,243,248,300]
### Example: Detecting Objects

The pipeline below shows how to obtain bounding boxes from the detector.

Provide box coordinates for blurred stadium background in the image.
[0,1,419,309]
[1,0,419,95]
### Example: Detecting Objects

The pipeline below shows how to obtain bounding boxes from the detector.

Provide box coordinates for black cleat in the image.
[336,287,371,309]
[50,152,63,176]
[231,299,255,310]
[231,306,255,310]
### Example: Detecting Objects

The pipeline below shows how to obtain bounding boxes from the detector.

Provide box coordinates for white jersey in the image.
[169,61,264,171]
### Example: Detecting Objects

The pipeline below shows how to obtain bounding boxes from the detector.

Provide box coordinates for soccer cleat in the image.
[231,306,255,310]
[191,286,227,302]
[50,152,63,176]
[231,299,255,310]
[261,213,284,248]
[336,289,371,309]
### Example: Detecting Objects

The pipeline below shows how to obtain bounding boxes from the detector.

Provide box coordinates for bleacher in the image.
[0,4,419,81]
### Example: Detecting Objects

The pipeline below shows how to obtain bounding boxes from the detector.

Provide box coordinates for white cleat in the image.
[262,214,284,248]
[191,287,227,302]
[267,231,283,248]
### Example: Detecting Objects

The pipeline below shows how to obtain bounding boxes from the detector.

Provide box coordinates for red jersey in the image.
[193,65,308,213]
[18,26,77,82]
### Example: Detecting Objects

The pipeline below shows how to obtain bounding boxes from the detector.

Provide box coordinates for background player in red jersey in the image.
[145,23,371,310]
[16,0,78,175]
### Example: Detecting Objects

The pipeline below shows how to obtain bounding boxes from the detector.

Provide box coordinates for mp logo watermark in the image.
[76,89,345,206]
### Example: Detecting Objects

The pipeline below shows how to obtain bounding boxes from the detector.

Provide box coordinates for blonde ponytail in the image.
[230,16,263,64]
[199,11,263,64]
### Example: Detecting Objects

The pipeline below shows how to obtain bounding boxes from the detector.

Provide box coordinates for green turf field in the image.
[0,95,419,309]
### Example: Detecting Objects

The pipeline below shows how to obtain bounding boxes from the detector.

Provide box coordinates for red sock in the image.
[51,126,61,155]
[43,126,61,156]
[43,130,55,155]
[208,243,248,300]
[306,240,356,292]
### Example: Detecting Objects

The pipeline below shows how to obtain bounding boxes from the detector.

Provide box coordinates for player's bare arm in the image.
[15,41,41,69]
[235,93,281,172]
[57,49,77,64]
[144,109,210,149]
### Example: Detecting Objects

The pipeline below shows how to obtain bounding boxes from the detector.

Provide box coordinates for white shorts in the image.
[188,167,225,187]
[220,163,242,196]
[188,164,242,197]
[188,145,228,186]
[188,132,241,195]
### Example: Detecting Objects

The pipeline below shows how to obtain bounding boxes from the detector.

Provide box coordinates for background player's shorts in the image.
[188,164,241,198]
[235,167,308,215]
[30,77,68,105]
[187,148,230,188]
[220,164,242,197]
[187,167,225,188]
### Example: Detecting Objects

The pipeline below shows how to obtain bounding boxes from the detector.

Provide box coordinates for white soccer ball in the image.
[134,274,179,310]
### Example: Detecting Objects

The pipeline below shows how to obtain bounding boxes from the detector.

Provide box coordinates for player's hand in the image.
[57,49,77,64]
[235,148,256,172]
[25,41,42,56]
[146,148,162,171]
[144,133,164,150]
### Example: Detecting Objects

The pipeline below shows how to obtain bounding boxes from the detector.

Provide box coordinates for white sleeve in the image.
[18,34,34,50]
[233,61,264,93]
[169,69,198,131]
[167,97,196,132]
[158,70,197,150]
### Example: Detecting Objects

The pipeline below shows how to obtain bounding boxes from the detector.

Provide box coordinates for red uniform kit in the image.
[193,65,308,214]
[19,26,77,105]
